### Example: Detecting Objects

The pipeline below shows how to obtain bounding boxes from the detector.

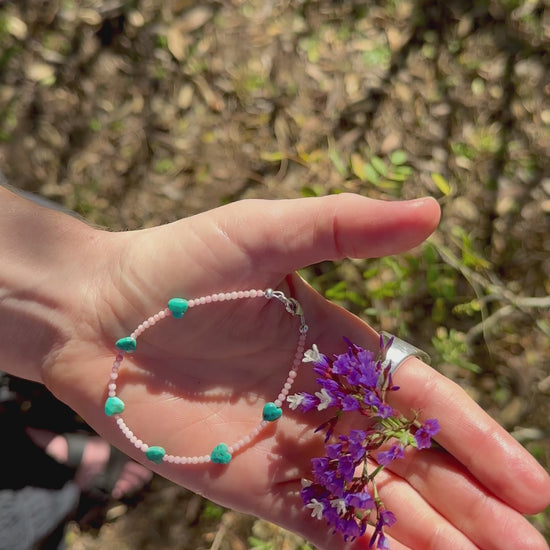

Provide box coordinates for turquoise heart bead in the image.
[263,402,282,422]
[168,298,189,318]
[104,396,125,416]
[210,443,232,464]
[115,336,137,353]
[145,446,166,464]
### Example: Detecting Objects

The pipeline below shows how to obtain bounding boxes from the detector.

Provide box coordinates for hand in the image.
[5,191,549,549]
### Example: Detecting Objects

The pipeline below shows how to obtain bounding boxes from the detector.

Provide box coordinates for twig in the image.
[210,522,227,550]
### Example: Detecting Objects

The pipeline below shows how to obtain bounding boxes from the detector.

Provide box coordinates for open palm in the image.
[41,194,549,550]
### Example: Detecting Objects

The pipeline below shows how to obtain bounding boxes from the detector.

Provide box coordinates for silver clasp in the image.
[266,288,308,333]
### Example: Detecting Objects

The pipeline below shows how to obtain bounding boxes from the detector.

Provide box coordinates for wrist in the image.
[0,187,102,383]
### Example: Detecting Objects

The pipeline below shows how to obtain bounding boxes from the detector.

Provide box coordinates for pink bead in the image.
[116,354,124,362]
[205,295,212,303]
[277,393,285,402]
[159,310,166,319]
[153,314,160,321]
[187,299,195,307]
[243,290,250,298]
[243,435,251,444]
[280,388,289,397]
[230,291,238,299]
[224,292,233,300]
[288,371,297,378]
[110,372,118,380]
[135,439,143,447]
[113,361,120,369]
[130,436,137,444]
[250,290,257,298]
[257,289,265,297]
[218,293,226,301]
[199,296,206,304]
[297,345,304,353]
[284,382,291,390]
[237,291,244,298]
[143,321,149,329]
[212,294,219,301]
[108,383,116,391]
[260,420,268,428]
[227,446,234,454]
[191,457,199,464]
[167,455,175,463]
[204,455,211,463]
[274,399,282,408]
[108,390,116,397]
[180,457,188,464]
[140,443,148,452]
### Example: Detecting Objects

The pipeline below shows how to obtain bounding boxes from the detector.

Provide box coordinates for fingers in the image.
[383,448,550,550]
[191,194,441,276]
[388,357,550,515]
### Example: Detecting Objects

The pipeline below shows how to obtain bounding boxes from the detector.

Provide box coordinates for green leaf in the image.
[350,153,367,180]
[363,163,380,184]
[301,185,320,197]
[325,280,347,300]
[423,243,438,264]
[371,155,388,176]
[329,148,348,177]
[431,172,451,195]
[260,151,285,162]
[390,149,408,165]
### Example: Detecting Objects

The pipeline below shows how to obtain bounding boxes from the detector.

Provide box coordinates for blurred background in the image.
[0,0,549,548]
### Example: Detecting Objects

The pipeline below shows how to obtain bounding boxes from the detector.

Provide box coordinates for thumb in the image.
[204,193,440,274]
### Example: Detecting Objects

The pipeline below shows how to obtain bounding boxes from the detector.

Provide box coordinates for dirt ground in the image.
[1,0,549,548]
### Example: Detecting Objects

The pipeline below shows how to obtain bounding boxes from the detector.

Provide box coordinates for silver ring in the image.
[380,331,431,375]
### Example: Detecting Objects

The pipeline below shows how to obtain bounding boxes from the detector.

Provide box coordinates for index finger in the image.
[388,357,550,515]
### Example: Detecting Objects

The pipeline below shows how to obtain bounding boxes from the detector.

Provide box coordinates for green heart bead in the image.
[145,446,166,464]
[115,336,137,353]
[263,402,282,422]
[210,443,232,464]
[168,298,189,318]
[104,396,125,416]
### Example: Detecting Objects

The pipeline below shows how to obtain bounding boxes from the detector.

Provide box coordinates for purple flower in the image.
[337,517,363,541]
[414,418,440,449]
[317,377,341,394]
[325,443,342,459]
[332,354,354,376]
[376,534,390,549]
[379,510,396,527]
[376,444,405,466]
[298,338,439,548]
[342,394,360,411]
[312,457,330,479]
[336,454,355,482]
[370,510,396,549]
[339,429,367,462]
[313,355,331,376]
[298,392,318,412]
[345,490,374,510]
[364,390,382,408]
[377,403,394,419]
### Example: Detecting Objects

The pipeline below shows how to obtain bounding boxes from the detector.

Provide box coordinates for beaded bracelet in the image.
[104,288,308,466]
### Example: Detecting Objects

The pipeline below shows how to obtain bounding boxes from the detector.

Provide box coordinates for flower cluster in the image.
[289,337,440,548]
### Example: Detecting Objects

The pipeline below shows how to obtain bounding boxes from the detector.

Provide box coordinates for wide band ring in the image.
[380,331,431,375]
